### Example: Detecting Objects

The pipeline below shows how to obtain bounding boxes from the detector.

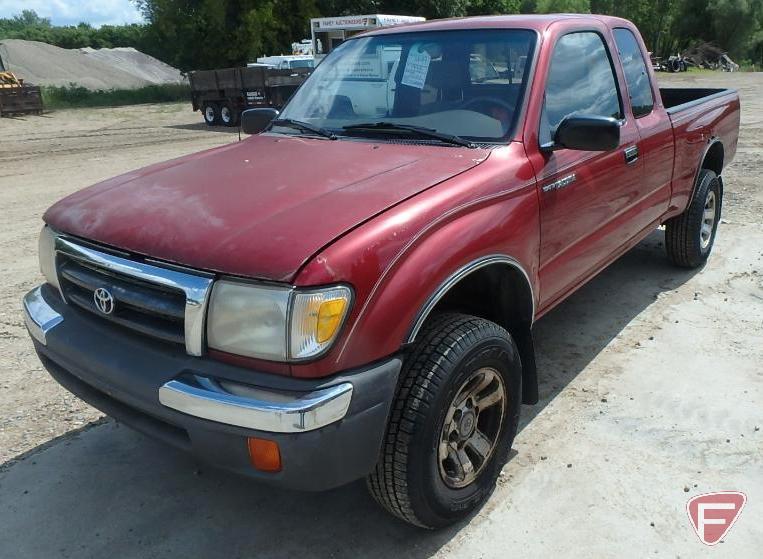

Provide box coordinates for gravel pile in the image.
[0,39,185,90]
[79,46,185,85]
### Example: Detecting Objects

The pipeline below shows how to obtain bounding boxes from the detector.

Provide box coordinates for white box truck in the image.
[311,14,425,61]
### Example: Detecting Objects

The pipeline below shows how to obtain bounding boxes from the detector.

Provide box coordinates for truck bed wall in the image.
[0,84,43,115]
[189,66,310,93]
[189,66,310,110]
[660,88,726,111]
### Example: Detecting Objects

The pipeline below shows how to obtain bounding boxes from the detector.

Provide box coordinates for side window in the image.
[541,32,621,142]
[613,28,654,117]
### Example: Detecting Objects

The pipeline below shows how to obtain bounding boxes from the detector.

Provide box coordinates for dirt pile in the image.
[0,39,185,90]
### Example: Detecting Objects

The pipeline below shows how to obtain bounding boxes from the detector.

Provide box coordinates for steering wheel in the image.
[459,96,515,116]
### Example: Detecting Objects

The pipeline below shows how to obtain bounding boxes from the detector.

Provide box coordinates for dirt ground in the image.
[0,72,761,557]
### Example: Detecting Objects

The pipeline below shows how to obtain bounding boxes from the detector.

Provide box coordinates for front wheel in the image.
[665,169,721,268]
[367,313,522,528]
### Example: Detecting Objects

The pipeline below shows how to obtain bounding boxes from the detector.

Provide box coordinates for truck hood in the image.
[44,135,489,281]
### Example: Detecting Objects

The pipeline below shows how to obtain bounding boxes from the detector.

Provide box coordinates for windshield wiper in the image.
[342,122,475,148]
[271,118,337,140]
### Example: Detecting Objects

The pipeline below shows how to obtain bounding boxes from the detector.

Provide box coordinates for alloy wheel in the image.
[438,367,506,489]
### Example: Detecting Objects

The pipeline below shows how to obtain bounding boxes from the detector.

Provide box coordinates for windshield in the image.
[279,29,536,143]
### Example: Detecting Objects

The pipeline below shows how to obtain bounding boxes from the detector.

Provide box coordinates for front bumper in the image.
[23,284,401,490]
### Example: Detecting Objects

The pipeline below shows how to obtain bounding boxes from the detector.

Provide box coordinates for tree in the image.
[135,0,320,70]
[11,9,51,28]
[536,0,590,12]
[706,0,763,59]
[590,0,677,54]
[467,0,521,16]
[4,2,763,71]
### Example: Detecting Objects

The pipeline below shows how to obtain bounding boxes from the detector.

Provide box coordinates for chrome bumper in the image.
[24,284,354,434]
[23,286,63,345]
[159,375,353,433]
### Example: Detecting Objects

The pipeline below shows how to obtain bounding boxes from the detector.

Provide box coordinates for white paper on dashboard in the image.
[401,49,431,89]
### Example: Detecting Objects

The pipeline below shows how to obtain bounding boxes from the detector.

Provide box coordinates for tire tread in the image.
[367,313,512,528]
[665,169,720,268]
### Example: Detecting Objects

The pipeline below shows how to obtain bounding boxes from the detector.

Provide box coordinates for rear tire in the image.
[665,168,721,268]
[202,102,219,126]
[367,313,522,528]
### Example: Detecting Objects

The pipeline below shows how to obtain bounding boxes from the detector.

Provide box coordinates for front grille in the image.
[58,253,187,345]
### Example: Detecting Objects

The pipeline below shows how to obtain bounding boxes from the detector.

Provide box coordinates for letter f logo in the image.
[687,492,746,545]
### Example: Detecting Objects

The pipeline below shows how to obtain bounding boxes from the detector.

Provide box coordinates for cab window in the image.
[613,28,654,117]
[541,32,622,143]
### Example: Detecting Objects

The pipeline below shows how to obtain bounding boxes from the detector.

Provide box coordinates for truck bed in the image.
[659,87,734,114]
[659,87,740,217]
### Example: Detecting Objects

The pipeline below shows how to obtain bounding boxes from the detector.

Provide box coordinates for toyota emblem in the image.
[93,287,115,315]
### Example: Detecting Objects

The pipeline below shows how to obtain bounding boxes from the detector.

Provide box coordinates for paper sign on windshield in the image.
[401,49,431,89]
[335,55,383,79]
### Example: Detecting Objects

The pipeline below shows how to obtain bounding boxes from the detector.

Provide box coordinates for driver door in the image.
[532,31,643,310]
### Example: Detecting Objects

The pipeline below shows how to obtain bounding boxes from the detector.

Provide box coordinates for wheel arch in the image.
[692,139,725,200]
[406,255,539,404]
[702,140,724,177]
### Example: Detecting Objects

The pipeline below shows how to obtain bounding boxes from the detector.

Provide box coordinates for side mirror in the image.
[241,108,279,134]
[546,115,621,152]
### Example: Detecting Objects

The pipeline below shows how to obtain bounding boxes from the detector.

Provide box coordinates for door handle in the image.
[624,145,639,165]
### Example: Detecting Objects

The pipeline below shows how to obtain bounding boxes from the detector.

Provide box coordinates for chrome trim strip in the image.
[542,173,576,193]
[22,286,63,345]
[158,375,354,433]
[406,254,535,343]
[55,237,214,356]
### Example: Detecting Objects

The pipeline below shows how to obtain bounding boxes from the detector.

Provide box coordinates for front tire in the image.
[665,169,721,268]
[367,313,522,528]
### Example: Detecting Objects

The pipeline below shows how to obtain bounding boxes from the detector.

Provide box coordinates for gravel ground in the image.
[0,73,761,557]
[0,103,235,461]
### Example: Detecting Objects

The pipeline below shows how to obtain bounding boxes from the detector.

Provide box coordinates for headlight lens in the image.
[207,281,291,360]
[38,226,60,290]
[290,287,352,359]
[206,281,352,361]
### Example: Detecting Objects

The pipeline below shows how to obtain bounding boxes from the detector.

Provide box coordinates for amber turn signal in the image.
[247,437,282,472]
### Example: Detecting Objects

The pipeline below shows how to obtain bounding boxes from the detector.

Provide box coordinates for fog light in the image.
[247,437,282,472]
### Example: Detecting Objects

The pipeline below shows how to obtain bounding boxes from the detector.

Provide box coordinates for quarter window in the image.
[541,32,622,143]
[613,28,654,117]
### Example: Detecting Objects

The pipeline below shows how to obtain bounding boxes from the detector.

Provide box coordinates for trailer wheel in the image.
[202,103,219,126]
[220,103,239,127]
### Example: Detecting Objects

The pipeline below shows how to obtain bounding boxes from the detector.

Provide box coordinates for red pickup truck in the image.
[24,14,739,528]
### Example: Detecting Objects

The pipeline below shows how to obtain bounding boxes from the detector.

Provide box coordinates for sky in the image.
[0,0,144,27]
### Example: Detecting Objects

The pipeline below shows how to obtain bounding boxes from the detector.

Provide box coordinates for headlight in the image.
[289,286,352,359]
[206,280,352,361]
[39,226,60,290]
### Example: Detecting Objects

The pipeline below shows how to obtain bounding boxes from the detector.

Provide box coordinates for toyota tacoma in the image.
[23,14,740,528]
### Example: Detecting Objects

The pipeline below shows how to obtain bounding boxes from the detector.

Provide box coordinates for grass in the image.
[41,83,190,109]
